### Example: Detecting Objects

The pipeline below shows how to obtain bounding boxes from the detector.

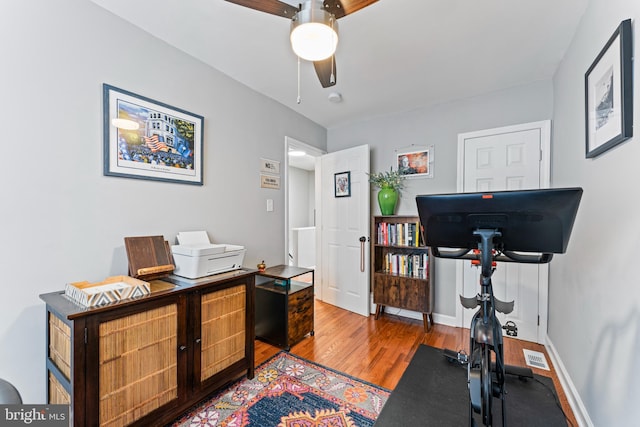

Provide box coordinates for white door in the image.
[457,121,550,343]
[318,144,370,316]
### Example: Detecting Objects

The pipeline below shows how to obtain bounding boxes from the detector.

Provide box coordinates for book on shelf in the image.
[382,252,429,279]
[376,221,423,247]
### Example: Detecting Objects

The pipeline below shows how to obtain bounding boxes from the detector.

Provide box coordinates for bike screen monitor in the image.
[415,188,583,254]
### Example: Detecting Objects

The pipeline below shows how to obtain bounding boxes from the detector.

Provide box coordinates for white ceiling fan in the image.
[225,0,378,88]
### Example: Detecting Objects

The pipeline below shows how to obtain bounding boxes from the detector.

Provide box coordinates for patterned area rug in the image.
[169,352,390,427]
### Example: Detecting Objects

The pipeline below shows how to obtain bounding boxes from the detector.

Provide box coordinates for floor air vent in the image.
[523,349,550,370]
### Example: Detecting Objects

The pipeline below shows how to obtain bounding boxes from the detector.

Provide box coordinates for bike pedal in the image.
[443,348,468,365]
[492,382,502,398]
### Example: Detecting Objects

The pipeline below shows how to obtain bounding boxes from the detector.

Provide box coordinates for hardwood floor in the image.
[255,299,577,426]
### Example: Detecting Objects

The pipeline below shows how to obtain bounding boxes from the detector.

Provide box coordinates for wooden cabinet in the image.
[41,270,255,427]
[255,265,314,350]
[371,215,435,332]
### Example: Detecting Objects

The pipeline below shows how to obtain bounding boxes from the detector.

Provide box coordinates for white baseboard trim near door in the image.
[545,336,594,427]
[433,312,457,327]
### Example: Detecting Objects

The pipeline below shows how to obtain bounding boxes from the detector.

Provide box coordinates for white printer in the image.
[171,231,246,279]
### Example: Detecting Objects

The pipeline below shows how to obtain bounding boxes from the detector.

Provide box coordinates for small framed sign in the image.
[260,174,280,189]
[260,158,280,175]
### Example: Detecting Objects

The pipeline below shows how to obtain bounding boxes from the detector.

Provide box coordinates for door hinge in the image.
[537,315,540,326]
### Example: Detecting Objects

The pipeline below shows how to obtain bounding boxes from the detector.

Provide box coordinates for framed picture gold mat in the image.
[103,84,204,185]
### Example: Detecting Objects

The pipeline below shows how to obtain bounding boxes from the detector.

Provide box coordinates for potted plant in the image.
[368,167,406,215]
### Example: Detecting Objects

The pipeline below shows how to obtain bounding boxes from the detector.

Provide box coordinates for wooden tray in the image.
[65,275,150,307]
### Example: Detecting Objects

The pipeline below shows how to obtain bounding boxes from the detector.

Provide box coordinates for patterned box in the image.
[64,275,150,307]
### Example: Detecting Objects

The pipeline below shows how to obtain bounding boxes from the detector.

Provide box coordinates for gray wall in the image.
[0,0,325,403]
[328,80,554,319]
[551,0,639,425]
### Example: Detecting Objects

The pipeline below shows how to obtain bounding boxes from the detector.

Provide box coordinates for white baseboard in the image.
[432,312,457,327]
[545,337,594,427]
[369,303,458,328]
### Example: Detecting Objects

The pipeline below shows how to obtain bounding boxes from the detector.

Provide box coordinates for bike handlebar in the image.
[431,247,553,264]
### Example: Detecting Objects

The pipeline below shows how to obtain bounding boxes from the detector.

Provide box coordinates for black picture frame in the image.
[103,84,204,185]
[585,19,633,159]
[334,171,351,197]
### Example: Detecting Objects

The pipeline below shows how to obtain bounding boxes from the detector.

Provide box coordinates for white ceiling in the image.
[92,0,587,129]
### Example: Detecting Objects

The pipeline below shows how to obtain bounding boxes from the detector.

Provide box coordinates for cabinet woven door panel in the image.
[98,304,178,427]
[48,372,70,405]
[48,313,71,380]
[200,285,246,381]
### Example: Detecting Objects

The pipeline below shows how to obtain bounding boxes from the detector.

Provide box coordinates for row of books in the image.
[376,221,423,247]
[381,252,429,278]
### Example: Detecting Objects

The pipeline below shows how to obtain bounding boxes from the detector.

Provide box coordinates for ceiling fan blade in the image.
[224,0,298,18]
[313,56,337,88]
[324,0,378,19]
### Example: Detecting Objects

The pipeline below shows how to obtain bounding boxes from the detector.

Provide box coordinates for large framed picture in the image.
[334,171,351,197]
[585,19,633,159]
[396,147,433,178]
[103,84,204,185]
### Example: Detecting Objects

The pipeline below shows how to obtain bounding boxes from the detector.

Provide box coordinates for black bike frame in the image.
[467,229,507,426]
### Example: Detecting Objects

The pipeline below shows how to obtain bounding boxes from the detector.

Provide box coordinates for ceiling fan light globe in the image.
[290,2,338,62]
[291,23,338,61]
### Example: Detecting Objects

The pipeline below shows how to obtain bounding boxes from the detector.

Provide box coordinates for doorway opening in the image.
[284,137,325,282]
[284,138,371,315]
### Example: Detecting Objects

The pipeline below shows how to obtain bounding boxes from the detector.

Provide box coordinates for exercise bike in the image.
[416,188,583,427]
[434,229,553,426]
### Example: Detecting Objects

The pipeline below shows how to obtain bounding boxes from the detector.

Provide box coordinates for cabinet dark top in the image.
[256,280,312,295]
[258,265,314,280]
[39,269,256,320]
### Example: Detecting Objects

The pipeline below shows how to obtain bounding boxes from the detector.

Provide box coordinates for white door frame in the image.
[455,120,551,342]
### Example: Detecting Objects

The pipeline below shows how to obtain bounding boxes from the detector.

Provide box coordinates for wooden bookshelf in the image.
[371,215,435,332]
